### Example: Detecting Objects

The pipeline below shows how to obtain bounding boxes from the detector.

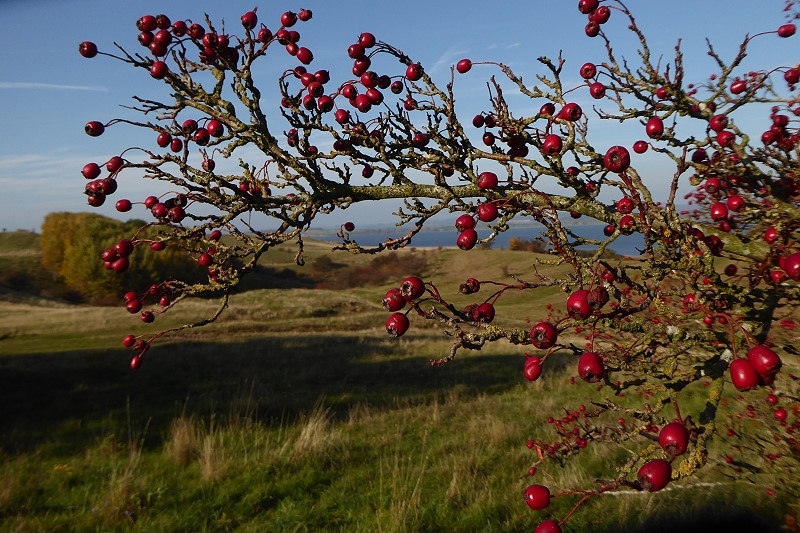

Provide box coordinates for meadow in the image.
[0,231,793,532]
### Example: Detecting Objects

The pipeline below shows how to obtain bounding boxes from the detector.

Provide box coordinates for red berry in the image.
[567,289,592,319]
[79,41,98,58]
[405,63,424,81]
[558,103,582,122]
[137,15,157,32]
[457,229,478,250]
[126,299,142,314]
[383,288,407,312]
[241,11,258,30]
[646,116,664,139]
[589,81,606,99]
[401,276,426,300]
[524,356,543,381]
[156,131,172,148]
[746,345,782,385]
[149,60,168,79]
[530,321,558,349]
[766,393,779,406]
[717,130,736,147]
[659,422,690,457]
[592,5,611,24]
[710,201,729,221]
[604,145,631,172]
[106,156,125,174]
[455,214,476,232]
[637,459,671,492]
[619,214,636,235]
[476,203,499,222]
[477,171,499,190]
[386,312,410,337]
[85,121,105,137]
[764,226,779,245]
[782,252,800,281]
[193,127,210,146]
[726,195,745,212]
[778,23,796,38]
[456,59,472,73]
[585,21,600,37]
[580,62,596,79]
[280,11,297,27]
[412,133,429,147]
[296,47,313,65]
[144,195,159,209]
[542,134,563,156]
[115,239,134,257]
[115,199,132,212]
[578,351,605,383]
[535,520,562,533]
[181,119,198,134]
[82,162,101,180]
[358,32,376,48]
[187,23,205,40]
[473,302,495,323]
[523,484,551,510]
[730,80,747,95]
[578,0,599,14]
[709,114,729,132]
[154,14,170,29]
[206,119,224,137]
[730,358,760,391]
[198,253,213,267]
[616,197,634,214]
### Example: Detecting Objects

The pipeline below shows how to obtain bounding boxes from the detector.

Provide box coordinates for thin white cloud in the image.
[0,82,108,92]
[428,45,470,76]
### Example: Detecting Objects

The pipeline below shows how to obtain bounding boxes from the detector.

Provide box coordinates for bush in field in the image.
[41,212,203,303]
[76,2,800,529]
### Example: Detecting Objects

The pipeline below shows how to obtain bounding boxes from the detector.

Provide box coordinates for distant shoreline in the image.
[305,224,646,256]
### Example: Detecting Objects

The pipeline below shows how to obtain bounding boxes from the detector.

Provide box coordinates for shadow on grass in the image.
[0,334,522,456]
[617,506,785,533]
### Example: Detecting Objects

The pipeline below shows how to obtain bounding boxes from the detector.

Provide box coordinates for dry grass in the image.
[165,415,201,468]
[200,430,226,481]
[293,401,339,458]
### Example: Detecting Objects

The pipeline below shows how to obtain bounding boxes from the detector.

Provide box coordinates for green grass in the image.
[0,232,795,532]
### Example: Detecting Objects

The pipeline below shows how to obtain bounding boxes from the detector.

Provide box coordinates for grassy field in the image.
[0,232,794,532]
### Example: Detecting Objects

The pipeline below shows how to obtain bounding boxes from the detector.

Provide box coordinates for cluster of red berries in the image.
[523,284,611,384]
[466,101,584,159]
[81,153,123,207]
[382,276,426,337]
[579,0,612,37]
[119,281,175,368]
[523,406,693,531]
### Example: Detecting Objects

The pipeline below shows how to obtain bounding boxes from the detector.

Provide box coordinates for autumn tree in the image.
[41,212,202,302]
[76,1,800,529]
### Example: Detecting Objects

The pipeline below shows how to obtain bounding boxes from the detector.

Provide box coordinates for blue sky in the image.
[0,0,795,232]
